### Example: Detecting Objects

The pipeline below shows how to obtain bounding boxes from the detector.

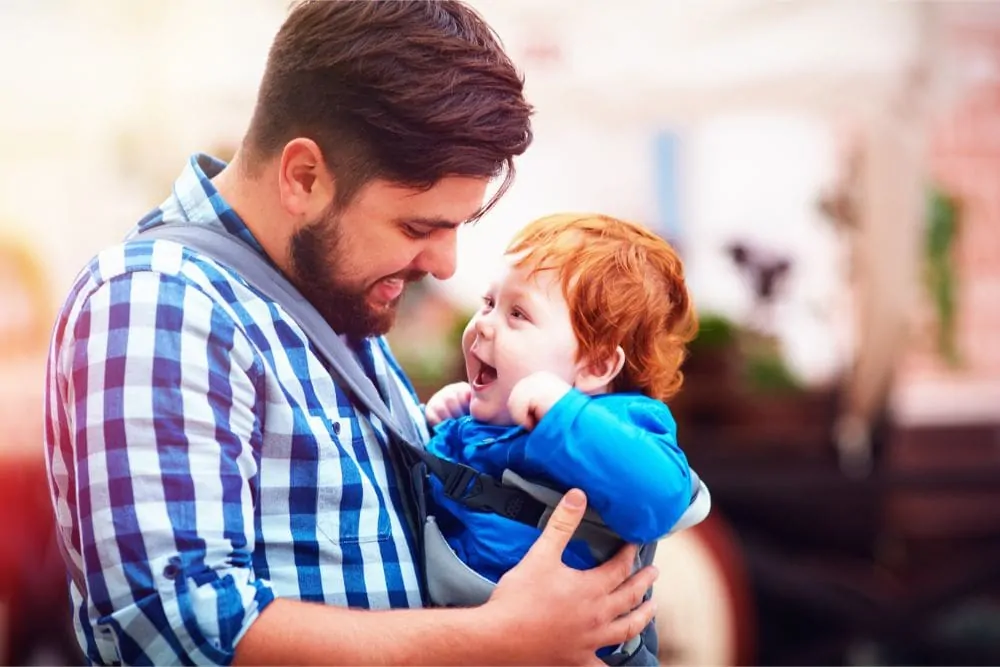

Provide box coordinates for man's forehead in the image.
[373,176,488,222]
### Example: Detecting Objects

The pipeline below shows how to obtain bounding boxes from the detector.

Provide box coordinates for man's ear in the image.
[277,137,335,220]
[574,346,626,395]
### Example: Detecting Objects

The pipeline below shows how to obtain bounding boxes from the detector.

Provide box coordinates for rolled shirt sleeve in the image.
[56,270,274,665]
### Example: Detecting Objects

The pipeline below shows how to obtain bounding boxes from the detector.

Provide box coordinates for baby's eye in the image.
[510,307,527,320]
[481,295,495,311]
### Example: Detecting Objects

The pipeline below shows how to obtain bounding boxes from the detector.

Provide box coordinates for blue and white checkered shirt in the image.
[44,154,428,665]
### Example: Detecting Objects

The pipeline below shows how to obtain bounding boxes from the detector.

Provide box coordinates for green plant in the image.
[925,186,961,366]
[743,349,803,395]
[690,313,739,349]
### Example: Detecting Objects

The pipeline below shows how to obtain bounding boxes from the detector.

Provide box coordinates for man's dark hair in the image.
[244,0,533,217]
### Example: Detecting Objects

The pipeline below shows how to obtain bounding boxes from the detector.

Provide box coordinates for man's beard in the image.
[288,209,421,339]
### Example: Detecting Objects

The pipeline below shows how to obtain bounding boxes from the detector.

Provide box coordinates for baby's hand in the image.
[507,372,573,431]
[425,382,472,427]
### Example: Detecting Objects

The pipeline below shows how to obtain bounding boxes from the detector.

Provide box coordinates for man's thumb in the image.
[530,489,587,561]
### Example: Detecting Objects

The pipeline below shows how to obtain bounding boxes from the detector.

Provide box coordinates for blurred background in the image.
[2,1,999,664]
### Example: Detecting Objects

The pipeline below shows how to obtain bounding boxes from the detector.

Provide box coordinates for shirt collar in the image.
[147,153,267,255]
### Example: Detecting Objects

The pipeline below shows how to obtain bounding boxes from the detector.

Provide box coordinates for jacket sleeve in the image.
[509,389,691,543]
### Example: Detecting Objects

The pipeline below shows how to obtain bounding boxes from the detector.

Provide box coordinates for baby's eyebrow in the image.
[504,288,539,308]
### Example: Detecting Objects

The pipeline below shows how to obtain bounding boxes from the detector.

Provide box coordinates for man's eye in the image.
[404,225,432,239]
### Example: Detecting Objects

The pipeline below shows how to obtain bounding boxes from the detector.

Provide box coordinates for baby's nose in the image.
[475,318,495,339]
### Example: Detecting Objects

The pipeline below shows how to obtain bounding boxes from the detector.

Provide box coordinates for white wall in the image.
[443,109,853,386]
[683,112,851,385]
[442,112,660,306]
[0,0,927,388]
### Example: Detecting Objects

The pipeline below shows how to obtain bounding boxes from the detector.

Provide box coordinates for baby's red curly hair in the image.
[506,213,698,402]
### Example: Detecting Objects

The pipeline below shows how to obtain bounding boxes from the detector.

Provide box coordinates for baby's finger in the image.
[446,396,468,418]
[425,404,444,426]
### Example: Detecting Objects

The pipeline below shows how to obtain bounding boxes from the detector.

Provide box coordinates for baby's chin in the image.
[469,397,514,426]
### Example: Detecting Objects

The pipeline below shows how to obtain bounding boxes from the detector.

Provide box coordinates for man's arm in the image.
[235,489,659,666]
[58,271,274,665]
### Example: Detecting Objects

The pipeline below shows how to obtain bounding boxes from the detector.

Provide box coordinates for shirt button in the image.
[332,421,341,435]
[163,556,182,580]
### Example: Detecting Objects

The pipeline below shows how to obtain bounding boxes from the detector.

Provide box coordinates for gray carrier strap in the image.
[138,223,419,445]
[136,223,551,526]
[502,469,711,562]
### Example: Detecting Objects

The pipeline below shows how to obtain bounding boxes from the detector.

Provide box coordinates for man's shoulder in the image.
[65,217,249,312]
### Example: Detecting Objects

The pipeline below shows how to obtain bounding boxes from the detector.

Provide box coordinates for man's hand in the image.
[507,372,573,430]
[234,489,657,666]
[484,489,658,665]
[425,382,472,426]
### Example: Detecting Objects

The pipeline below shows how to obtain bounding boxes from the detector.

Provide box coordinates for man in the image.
[44,2,658,664]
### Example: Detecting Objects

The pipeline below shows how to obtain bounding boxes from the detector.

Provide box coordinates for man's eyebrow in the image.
[395,216,464,230]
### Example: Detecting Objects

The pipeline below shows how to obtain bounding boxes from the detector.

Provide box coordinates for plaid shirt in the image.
[44,154,427,666]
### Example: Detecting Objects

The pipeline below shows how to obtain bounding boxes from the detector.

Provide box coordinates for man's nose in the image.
[415,231,458,280]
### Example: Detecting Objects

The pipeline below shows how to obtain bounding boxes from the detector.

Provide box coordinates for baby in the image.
[424,212,699,586]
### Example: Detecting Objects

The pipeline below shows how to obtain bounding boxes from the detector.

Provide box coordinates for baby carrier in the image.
[137,223,712,666]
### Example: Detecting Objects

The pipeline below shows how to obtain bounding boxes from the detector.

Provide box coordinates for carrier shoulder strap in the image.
[135,222,550,527]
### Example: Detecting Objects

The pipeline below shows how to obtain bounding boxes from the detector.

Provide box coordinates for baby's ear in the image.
[574,346,625,395]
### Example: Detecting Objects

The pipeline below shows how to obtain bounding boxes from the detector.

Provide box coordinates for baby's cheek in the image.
[461,322,476,352]
[469,396,489,421]
[503,352,534,383]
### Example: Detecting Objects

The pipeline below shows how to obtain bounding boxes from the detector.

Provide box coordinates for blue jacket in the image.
[425,388,691,583]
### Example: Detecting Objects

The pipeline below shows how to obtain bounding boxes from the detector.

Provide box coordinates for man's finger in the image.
[591,542,640,593]
[606,564,658,617]
[526,489,588,562]
[602,599,657,649]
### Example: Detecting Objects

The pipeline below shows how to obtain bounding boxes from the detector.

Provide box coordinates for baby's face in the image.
[462,259,581,425]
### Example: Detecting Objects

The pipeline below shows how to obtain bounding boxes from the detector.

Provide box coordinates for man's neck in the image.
[212,154,294,275]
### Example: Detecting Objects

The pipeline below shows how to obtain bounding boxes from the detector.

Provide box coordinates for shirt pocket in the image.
[310,414,394,545]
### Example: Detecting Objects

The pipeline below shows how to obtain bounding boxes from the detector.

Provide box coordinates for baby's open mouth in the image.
[472,360,498,389]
